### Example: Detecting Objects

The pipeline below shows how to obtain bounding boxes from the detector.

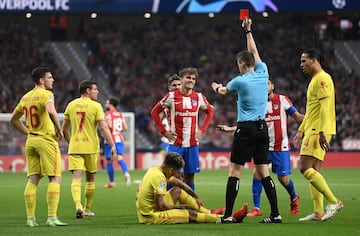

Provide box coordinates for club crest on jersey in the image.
[159,179,165,191]
[273,103,279,110]
[319,81,328,88]
[191,99,197,106]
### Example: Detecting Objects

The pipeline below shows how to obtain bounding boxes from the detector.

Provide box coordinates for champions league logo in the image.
[174,0,279,13]
[332,0,346,9]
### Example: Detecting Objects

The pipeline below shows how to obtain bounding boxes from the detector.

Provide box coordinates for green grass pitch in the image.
[1,168,359,236]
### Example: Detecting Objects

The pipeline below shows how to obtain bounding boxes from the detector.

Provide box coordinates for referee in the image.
[212,18,281,224]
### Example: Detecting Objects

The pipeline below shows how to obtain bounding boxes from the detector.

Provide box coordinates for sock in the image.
[303,168,337,204]
[252,178,262,209]
[71,179,82,209]
[309,183,324,215]
[107,162,115,183]
[118,160,129,174]
[223,176,239,218]
[24,182,37,219]
[178,189,208,213]
[261,176,280,217]
[196,212,219,223]
[84,182,96,212]
[281,179,297,200]
[46,182,60,218]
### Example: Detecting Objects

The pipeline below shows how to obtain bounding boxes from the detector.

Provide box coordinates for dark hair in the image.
[236,50,255,67]
[163,152,184,170]
[31,67,51,84]
[78,80,96,95]
[108,96,119,107]
[303,49,325,64]
[168,74,180,86]
[269,77,273,84]
[179,67,199,78]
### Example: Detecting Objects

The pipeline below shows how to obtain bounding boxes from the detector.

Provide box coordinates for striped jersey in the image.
[151,90,214,147]
[105,109,126,143]
[265,93,297,151]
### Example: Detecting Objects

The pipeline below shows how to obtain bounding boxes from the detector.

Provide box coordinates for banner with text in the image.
[0,0,358,13]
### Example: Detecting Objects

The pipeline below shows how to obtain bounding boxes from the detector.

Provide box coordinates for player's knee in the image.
[277,176,289,186]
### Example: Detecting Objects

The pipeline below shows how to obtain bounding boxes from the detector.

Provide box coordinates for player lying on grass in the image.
[136,152,248,224]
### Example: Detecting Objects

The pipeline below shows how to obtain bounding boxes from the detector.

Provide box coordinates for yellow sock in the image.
[178,190,209,213]
[84,182,96,212]
[309,183,324,215]
[24,182,37,219]
[303,168,337,204]
[47,182,60,217]
[196,213,219,223]
[71,179,82,209]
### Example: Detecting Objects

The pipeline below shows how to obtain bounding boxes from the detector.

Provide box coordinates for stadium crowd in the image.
[1,14,359,151]
[0,21,78,154]
[81,14,360,150]
[0,21,78,114]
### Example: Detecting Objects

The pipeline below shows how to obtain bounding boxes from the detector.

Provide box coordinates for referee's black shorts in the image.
[230,120,269,165]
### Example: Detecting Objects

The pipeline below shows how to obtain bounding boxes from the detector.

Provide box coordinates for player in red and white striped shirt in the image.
[160,74,182,153]
[151,67,214,190]
[103,97,131,188]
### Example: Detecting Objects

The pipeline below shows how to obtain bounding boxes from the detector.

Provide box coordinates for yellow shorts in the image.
[25,135,62,177]
[138,191,190,224]
[68,153,99,173]
[300,133,332,161]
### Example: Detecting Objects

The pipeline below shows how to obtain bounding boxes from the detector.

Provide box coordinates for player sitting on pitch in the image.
[136,152,248,224]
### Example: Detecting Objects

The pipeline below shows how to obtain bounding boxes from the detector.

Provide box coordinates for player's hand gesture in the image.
[164,131,177,142]
[242,17,252,32]
[212,82,222,93]
[110,146,117,161]
[319,132,330,150]
[195,197,204,208]
[56,129,64,141]
[293,131,303,149]
[217,124,236,132]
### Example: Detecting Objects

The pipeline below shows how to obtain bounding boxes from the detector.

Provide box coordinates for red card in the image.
[239,9,249,20]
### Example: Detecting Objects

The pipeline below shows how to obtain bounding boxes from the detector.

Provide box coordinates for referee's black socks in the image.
[224,176,239,218]
[261,176,280,217]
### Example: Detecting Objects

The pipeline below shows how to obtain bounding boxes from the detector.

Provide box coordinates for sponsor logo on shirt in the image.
[265,115,281,122]
[175,111,198,117]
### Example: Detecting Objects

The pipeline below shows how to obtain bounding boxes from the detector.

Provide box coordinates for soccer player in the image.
[136,152,248,224]
[294,49,343,221]
[160,74,182,153]
[103,96,131,188]
[151,67,214,190]
[62,80,116,218]
[218,79,304,217]
[212,18,282,223]
[10,67,67,227]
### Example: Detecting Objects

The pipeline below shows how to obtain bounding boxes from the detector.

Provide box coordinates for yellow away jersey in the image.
[15,87,56,137]
[136,167,168,216]
[64,97,104,154]
[301,70,336,134]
